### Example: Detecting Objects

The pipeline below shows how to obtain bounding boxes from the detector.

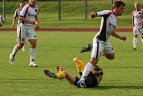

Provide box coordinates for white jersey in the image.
[20,4,38,27]
[13,8,22,24]
[94,10,118,42]
[132,10,143,28]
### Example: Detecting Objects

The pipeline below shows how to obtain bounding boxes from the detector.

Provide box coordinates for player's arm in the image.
[19,16,35,24]
[111,31,127,41]
[132,15,134,27]
[90,10,112,18]
[35,16,39,30]
[12,10,18,28]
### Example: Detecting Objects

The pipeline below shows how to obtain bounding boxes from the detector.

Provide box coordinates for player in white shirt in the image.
[12,1,25,28]
[78,1,127,88]
[132,2,143,50]
[12,1,26,52]
[9,0,39,67]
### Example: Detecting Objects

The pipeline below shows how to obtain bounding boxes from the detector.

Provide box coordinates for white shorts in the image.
[91,39,114,59]
[17,23,37,43]
[133,27,143,36]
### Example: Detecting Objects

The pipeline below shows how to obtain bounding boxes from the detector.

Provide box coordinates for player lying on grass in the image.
[44,57,103,88]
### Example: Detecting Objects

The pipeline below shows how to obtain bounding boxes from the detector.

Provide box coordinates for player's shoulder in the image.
[99,10,113,15]
[23,4,30,9]
[101,10,113,14]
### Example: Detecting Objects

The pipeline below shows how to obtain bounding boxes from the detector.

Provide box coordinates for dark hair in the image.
[113,0,125,8]
[20,0,25,3]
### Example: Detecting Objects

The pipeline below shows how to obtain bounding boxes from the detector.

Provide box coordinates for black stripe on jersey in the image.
[96,40,99,59]
[96,14,110,42]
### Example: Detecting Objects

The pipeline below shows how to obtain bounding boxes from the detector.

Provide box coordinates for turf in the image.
[0,31,143,96]
[0,1,139,28]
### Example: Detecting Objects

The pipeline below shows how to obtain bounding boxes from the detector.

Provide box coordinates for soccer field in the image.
[0,32,143,96]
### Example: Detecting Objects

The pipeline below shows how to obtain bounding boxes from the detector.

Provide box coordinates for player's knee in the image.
[17,43,24,49]
[89,58,98,65]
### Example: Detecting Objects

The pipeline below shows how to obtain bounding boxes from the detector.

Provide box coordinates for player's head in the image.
[134,2,140,10]
[29,0,37,6]
[112,0,125,16]
[20,1,25,9]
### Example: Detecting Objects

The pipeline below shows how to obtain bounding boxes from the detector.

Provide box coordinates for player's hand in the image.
[35,24,39,30]
[120,36,127,41]
[34,21,39,30]
[90,12,96,18]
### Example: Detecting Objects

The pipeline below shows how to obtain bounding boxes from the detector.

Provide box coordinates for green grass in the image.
[1,31,143,96]
[0,1,140,28]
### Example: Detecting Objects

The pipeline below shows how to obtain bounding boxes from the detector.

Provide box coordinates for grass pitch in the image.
[0,32,143,96]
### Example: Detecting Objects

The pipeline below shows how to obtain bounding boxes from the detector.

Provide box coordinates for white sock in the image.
[81,62,93,80]
[22,43,26,49]
[133,37,137,48]
[11,45,19,57]
[30,48,35,63]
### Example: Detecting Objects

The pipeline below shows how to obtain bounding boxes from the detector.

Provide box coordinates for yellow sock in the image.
[56,72,65,79]
[73,57,85,73]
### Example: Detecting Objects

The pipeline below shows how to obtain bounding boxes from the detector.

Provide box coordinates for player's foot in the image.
[133,47,136,50]
[22,47,26,52]
[44,70,57,78]
[77,78,86,88]
[80,44,93,53]
[29,62,38,67]
[9,54,15,65]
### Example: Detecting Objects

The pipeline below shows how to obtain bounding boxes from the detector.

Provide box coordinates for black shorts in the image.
[74,72,98,88]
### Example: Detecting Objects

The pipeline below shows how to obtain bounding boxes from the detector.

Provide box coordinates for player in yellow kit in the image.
[44,57,103,88]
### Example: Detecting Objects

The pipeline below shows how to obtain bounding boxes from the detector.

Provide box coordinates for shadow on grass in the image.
[90,86,143,90]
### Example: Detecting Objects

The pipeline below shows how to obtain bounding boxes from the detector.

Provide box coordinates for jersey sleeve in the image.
[20,5,28,17]
[96,10,113,16]
[13,9,18,18]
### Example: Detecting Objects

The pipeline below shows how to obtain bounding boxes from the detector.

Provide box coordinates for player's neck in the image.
[29,4,35,7]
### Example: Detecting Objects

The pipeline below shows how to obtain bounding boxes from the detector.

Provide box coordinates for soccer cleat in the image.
[44,70,57,78]
[9,54,15,65]
[80,44,93,53]
[133,48,136,50]
[29,62,38,67]
[77,79,86,88]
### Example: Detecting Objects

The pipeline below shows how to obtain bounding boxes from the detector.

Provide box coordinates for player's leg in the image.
[104,41,115,60]
[133,27,138,50]
[80,44,93,53]
[22,41,26,51]
[73,57,85,75]
[44,68,77,85]
[27,27,38,67]
[9,24,25,64]
[79,40,103,87]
